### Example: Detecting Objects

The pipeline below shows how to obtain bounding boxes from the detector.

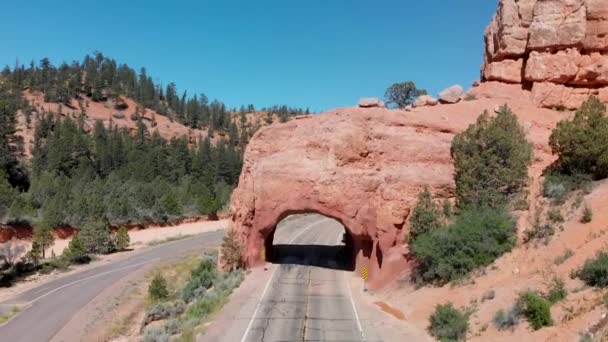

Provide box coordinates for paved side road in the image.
[0,229,225,342]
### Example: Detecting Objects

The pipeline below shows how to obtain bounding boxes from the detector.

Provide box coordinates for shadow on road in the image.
[270,244,354,271]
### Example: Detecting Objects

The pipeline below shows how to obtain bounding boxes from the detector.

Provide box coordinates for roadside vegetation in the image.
[493,278,566,332]
[0,222,132,287]
[429,303,470,342]
[140,252,244,341]
[0,306,20,324]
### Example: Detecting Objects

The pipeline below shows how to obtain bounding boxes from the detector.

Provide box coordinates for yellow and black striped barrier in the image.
[261,248,266,262]
[362,266,369,282]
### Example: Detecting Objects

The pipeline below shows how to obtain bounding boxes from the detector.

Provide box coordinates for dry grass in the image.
[99,253,204,341]
[0,306,20,325]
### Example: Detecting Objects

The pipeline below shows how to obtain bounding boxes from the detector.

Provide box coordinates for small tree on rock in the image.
[384,81,427,109]
[451,105,533,208]
[549,96,608,180]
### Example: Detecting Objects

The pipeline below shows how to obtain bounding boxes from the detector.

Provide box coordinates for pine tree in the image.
[33,221,55,259]
[79,221,114,254]
[0,169,15,220]
[115,226,130,250]
[0,82,27,189]
[64,234,89,264]
[410,188,443,240]
[451,105,533,208]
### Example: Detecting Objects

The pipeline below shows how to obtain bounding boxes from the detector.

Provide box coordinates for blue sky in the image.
[0,1,497,112]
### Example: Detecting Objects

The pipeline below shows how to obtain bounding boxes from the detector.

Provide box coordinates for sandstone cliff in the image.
[482,0,608,109]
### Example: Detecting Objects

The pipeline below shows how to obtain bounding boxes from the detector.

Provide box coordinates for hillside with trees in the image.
[0,52,311,231]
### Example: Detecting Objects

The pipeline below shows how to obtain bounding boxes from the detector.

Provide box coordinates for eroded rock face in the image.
[224,98,557,288]
[482,0,608,109]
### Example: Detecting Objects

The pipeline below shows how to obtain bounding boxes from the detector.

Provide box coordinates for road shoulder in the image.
[198,265,278,342]
[347,273,433,341]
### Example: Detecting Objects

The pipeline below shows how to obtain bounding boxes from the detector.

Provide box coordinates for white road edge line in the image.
[346,272,367,342]
[25,258,161,305]
[239,217,329,342]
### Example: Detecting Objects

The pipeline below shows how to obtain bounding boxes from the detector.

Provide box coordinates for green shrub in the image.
[549,97,608,180]
[577,252,608,287]
[451,105,533,208]
[429,303,469,342]
[143,301,185,325]
[79,221,114,254]
[142,327,169,342]
[547,208,564,223]
[163,318,182,335]
[581,204,593,223]
[184,269,244,323]
[39,257,70,273]
[411,207,516,284]
[181,256,217,303]
[114,226,130,251]
[543,172,591,203]
[517,292,553,330]
[149,273,169,301]
[547,278,567,304]
[494,306,520,330]
[409,188,443,240]
[63,234,90,264]
[442,200,453,218]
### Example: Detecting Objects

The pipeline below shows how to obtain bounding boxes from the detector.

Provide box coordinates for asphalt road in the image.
[0,229,224,342]
[241,216,366,342]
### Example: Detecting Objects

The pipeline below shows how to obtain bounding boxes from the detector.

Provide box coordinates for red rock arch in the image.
[225,106,460,289]
[224,99,556,288]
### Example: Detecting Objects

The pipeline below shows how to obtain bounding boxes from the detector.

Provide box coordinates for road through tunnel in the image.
[264,214,356,272]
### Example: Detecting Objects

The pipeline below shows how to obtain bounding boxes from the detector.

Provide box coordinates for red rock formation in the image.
[482,0,608,109]
[225,96,558,288]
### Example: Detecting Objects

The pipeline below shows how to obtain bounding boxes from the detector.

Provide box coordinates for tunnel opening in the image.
[264,213,356,272]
